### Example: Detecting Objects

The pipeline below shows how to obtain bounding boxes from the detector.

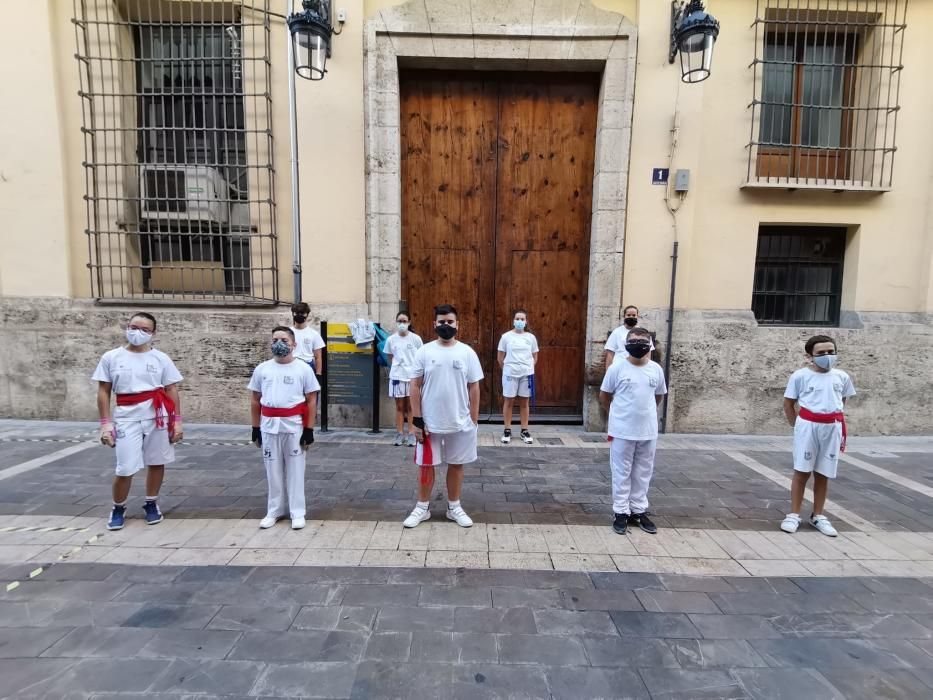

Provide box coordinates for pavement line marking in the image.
[839,453,933,499]
[0,528,107,593]
[0,525,90,535]
[0,441,97,482]
[724,450,879,532]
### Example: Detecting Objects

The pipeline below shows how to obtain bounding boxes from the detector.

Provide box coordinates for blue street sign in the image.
[652,168,670,185]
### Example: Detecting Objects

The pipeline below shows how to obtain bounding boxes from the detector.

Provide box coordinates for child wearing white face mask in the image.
[497,310,539,444]
[781,335,856,537]
[384,312,424,446]
[93,312,184,531]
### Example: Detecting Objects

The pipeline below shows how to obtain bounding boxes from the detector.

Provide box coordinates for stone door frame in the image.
[363,1,637,426]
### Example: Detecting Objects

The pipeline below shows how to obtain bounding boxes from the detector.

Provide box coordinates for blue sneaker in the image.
[143,500,163,525]
[107,504,126,531]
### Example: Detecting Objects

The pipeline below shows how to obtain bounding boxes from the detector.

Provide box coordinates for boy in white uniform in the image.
[497,310,539,445]
[599,327,667,535]
[248,326,320,530]
[385,311,423,447]
[94,312,183,530]
[290,301,325,376]
[405,304,484,529]
[781,334,856,537]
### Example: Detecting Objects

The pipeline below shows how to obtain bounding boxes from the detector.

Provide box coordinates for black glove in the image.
[412,417,425,430]
[300,427,314,446]
[315,374,324,386]
[251,427,261,445]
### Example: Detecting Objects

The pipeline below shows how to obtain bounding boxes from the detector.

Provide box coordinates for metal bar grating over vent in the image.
[73,0,278,304]
[747,0,907,190]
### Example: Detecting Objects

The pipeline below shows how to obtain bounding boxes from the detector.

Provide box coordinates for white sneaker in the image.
[780,513,800,533]
[407,433,417,447]
[501,430,511,444]
[446,505,473,528]
[809,514,838,537]
[403,504,431,528]
[291,517,306,530]
[393,432,404,446]
[259,515,279,529]
[520,430,533,445]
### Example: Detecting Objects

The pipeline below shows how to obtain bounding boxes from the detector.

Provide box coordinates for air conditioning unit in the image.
[139,164,230,226]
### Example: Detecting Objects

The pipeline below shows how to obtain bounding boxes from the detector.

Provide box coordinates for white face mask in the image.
[126,328,153,347]
[397,322,409,333]
[812,354,838,370]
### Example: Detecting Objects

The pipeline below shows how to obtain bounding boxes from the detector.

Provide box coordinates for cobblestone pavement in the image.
[1,421,933,698]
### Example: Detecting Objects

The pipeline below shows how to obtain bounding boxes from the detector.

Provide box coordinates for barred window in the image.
[752,226,846,326]
[74,1,278,304]
[747,0,907,190]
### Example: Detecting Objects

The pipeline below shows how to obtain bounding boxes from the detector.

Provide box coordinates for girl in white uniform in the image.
[497,310,539,445]
[248,326,320,530]
[385,312,423,447]
[93,312,183,531]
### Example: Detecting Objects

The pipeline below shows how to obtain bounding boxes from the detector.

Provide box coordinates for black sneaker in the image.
[612,513,628,535]
[629,512,657,534]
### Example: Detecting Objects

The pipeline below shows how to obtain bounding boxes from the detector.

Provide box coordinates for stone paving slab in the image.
[2,425,931,535]
[0,563,932,699]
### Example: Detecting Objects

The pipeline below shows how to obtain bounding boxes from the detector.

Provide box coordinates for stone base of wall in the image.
[2,299,931,435]
[0,297,370,426]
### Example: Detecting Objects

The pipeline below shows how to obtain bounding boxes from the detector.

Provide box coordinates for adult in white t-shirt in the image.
[248,326,320,530]
[780,334,856,538]
[385,311,424,447]
[92,312,183,532]
[496,310,539,445]
[605,304,655,366]
[405,304,484,530]
[289,301,325,373]
[599,326,667,536]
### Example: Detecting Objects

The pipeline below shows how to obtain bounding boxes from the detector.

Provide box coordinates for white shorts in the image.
[414,426,478,466]
[114,419,175,477]
[389,379,411,398]
[793,418,842,479]
[502,375,531,399]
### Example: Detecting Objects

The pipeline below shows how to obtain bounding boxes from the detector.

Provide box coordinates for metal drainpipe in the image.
[660,241,678,433]
[287,3,302,303]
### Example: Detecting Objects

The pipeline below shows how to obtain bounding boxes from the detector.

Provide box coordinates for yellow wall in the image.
[0,0,71,297]
[623,0,933,314]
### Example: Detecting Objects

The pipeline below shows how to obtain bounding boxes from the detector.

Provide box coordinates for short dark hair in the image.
[513,309,527,317]
[434,304,458,319]
[396,311,410,321]
[626,326,651,341]
[290,302,310,315]
[623,305,639,315]
[272,326,296,340]
[130,312,157,331]
[805,334,836,355]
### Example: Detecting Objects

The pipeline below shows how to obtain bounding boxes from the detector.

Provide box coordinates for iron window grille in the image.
[752,226,846,326]
[746,0,907,190]
[74,0,278,304]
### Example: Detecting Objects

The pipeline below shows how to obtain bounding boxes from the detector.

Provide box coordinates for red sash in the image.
[116,388,176,431]
[414,435,434,485]
[799,407,847,452]
[261,403,309,427]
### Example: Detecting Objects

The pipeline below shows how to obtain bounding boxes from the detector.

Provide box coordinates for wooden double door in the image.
[400,70,599,416]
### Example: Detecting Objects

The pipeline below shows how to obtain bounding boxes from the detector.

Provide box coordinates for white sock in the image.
[788,512,800,518]
[113,501,127,508]
[416,501,429,510]
[448,500,461,510]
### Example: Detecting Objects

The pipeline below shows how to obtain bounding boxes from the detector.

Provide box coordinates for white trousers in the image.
[609,438,657,515]
[261,431,306,518]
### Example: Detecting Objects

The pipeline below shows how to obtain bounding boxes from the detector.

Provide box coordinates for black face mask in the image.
[436,324,457,340]
[623,317,638,328]
[625,341,651,359]
[293,315,307,324]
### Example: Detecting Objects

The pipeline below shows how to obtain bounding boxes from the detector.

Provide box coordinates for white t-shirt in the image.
[606,325,656,363]
[291,326,325,364]
[247,359,321,434]
[385,331,424,381]
[497,330,539,378]
[600,359,667,441]
[92,347,184,422]
[784,367,856,414]
[411,340,484,434]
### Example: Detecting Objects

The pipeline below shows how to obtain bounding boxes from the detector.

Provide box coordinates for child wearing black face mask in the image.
[598,328,667,536]
[289,301,324,376]
[605,305,655,367]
